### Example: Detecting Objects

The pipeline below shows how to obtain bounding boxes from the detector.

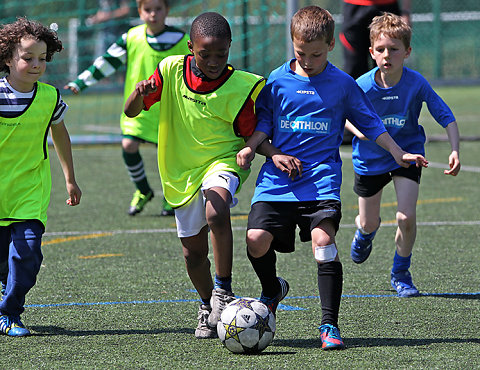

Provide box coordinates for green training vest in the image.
[121,24,190,143]
[0,82,59,226]
[157,55,265,207]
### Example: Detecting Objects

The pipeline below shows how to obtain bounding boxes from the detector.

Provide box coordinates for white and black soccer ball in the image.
[217,297,276,354]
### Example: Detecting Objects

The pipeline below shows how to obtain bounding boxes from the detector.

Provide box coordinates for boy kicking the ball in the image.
[237,6,427,350]
[124,12,265,339]
[346,13,460,297]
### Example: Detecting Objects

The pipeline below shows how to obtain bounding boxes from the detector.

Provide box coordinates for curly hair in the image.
[0,17,63,73]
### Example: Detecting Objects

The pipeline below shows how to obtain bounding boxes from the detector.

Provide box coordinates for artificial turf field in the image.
[2,86,480,368]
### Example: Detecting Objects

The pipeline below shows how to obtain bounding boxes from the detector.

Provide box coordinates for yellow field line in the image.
[78,253,124,259]
[42,232,113,246]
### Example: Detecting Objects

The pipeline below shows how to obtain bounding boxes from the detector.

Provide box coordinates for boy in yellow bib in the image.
[66,0,190,216]
[0,18,81,336]
[125,12,265,338]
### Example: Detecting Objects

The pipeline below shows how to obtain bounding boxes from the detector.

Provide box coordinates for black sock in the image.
[122,150,151,194]
[317,261,343,327]
[247,247,280,298]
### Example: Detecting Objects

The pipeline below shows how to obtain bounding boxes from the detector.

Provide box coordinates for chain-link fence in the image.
[1,0,478,139]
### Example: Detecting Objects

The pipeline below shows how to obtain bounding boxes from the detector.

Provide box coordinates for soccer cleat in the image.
[319,324,345,350]
[160,197,175,216]
[350,228,377,264]
[1,281,5,296]
[207,288,235,328]
[128,190,154,216]
[195,304,218,339]
[260,277,290,315]
[391,270,420,298]
[0,315,30,337]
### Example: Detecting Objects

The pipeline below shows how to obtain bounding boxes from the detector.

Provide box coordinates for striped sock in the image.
[122,150,151,194]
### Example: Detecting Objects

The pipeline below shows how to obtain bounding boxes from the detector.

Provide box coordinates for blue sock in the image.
[214,274,232,292]
[392,251,411,274]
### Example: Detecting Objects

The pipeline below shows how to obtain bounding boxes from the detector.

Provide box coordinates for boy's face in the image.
[6,37,46,92]
[292,36,334,77]
[139,0,168,34]
[369,33,411,77]
[188,36,231,80]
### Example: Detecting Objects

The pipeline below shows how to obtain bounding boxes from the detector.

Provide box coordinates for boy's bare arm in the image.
[375,132,429,168]
[124,78,157,117]
[50,121,82,206]
[444,121,461,176]
[345,120,367,140]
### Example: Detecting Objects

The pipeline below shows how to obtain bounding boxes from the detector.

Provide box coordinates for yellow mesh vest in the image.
[157,55,265,207]
[0,82,58,226]
[121,24,190,143]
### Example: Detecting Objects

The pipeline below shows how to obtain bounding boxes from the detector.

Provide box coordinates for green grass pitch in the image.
[1,86,479,368]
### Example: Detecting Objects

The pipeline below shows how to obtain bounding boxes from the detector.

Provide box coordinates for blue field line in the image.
[25,291,479,310]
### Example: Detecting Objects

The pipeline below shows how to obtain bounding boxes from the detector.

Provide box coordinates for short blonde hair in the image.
[290,6,334,44]
[369,12,411,49]
[136,0,169,9]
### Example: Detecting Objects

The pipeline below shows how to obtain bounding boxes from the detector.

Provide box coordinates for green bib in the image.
[157,55,265,207]
[121,24,190,143]
[0,82,58,226]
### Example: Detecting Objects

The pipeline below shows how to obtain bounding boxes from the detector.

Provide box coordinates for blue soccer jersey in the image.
[252,61,386,203]
[352,67,456,175]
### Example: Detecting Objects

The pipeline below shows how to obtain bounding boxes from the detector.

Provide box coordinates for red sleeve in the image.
[143,67,164,111]
[234,97,257,137]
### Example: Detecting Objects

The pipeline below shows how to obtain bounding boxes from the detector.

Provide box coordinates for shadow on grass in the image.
[29,325,195,337]
[422,292,480,300]
[273,337,480,349]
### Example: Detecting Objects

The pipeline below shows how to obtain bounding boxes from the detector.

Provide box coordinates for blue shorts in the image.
[247,200,342,253]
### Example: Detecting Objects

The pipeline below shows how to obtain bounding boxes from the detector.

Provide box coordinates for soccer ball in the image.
[217,297,276,354]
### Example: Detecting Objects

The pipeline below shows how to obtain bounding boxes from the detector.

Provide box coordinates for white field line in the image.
[44,220,480,237]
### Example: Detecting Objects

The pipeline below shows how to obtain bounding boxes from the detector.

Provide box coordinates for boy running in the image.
[347,12,460,297]
[124,12,265,338]
[237,6,427,350]
[0,18,81,336]
[66,0,189,216]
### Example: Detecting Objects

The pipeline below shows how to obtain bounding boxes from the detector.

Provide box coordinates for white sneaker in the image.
[207,288,235,328]
[195,304,217,339]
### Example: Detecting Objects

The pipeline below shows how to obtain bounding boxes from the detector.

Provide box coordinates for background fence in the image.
[1,0,479,139]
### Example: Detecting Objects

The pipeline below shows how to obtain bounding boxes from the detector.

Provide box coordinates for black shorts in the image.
[247,200,342,253]
[354,165,422,198]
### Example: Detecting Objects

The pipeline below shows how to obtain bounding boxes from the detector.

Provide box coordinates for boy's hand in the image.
[444,151,461,176]
[64,84,79,94]
[237,146,255,170]
[396,152,429,168]
[66,181,82,206]
[135,78,157,96]
[272,154,303,180]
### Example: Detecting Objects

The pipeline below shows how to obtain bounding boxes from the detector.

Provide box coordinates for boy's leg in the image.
[311,220,345,350]
[0,228,10,296]
[391,176,420,297]
[351,191,382,263]
[122,138,154,216]
[175,192,216,338]
[204,184,237,327]
[0,221,44,337]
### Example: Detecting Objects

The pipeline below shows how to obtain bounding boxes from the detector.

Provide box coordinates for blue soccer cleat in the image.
[319,324,345,350]
[391,270,420,297]
[350,228,377,264]
[0,315,30,337]
[260,277,290,316]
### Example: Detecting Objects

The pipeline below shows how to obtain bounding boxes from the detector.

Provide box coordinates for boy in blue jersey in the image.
[237,6,427,350]
[346,13,460,297]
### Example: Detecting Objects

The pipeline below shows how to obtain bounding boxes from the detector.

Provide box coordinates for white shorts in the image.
[174,171,240,238]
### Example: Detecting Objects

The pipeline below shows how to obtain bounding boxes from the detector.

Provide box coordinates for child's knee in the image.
[246,229,271,257]
[396,211,416,230]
